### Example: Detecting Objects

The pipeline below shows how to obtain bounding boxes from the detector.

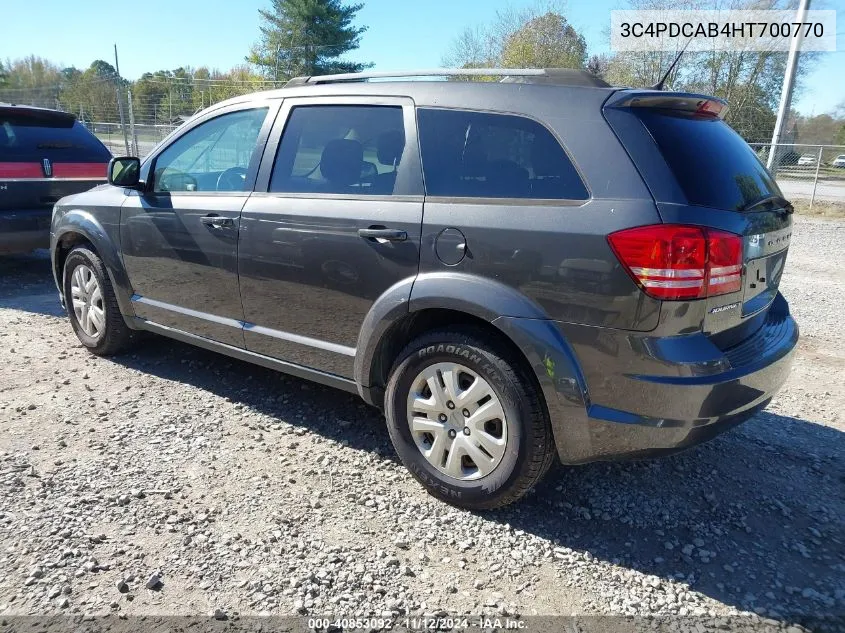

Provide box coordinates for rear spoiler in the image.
[0,105,77,127]
[604,90,728,119]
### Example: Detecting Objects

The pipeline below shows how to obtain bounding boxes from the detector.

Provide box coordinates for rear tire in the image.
[63,246,135,356]
[384,327,555,510]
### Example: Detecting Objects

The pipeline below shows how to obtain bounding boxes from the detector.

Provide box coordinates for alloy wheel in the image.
[70,264,105,338]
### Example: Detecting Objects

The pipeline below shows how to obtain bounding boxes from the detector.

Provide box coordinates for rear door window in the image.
[270,105,407,196]
[635,110,780,211]
[0,113,110,162]
[417,108,588,200]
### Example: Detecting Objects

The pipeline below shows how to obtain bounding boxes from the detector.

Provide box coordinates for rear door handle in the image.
[201,215,235,228]
[358,227,407,242]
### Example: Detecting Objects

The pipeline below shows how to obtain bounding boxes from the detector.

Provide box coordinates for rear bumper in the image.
[550,293,797,463]
[0,208,51,254]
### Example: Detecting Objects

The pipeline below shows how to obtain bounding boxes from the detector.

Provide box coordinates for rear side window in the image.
[635,110,779,211]
[0,113,110,162]
[417,108,588,200]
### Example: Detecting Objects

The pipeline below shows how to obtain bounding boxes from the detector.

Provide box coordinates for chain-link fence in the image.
[5,81,844,209]
[1,78,287,157]
[84,122,180,158]
[750,143,845,208]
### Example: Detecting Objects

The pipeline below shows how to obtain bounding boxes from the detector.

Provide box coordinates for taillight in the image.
[608,225,743,300]
[52,163,109,179]
[705,229,743,296]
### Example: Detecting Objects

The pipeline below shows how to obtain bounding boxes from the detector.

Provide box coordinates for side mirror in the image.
[108,156,141,188]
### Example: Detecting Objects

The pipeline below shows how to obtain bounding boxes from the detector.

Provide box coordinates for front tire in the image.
[384,327,555,510]
[63,246,135,356]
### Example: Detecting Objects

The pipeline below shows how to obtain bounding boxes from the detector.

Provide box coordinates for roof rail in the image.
[285,68,548,87]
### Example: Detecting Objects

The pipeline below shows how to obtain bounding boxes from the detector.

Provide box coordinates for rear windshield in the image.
[0,113,110,162]
[636,110,780,211]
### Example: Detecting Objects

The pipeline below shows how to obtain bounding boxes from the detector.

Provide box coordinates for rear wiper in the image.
[739,194,794,214]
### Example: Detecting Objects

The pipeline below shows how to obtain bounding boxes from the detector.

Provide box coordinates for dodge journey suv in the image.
[50,69,797,509]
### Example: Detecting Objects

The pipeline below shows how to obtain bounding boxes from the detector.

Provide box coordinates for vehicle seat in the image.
[320,139,363,192]
[373,130,405,194]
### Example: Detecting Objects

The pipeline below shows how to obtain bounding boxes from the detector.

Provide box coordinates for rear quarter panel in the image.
[412,84,663,331]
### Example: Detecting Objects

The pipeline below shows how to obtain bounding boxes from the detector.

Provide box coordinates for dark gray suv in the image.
[50,69,797,510]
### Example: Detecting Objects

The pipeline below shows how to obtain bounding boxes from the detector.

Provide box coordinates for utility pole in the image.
[766,0,811,172]
[113,44,130,155]
[127,89,138,156]
[274,42,282,82]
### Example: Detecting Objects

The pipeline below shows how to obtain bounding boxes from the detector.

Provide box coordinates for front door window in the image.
[152,108,268,193]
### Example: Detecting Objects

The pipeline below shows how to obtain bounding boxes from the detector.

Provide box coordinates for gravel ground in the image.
[0,215,842,630]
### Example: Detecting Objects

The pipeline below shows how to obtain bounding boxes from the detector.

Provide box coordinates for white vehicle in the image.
[797,154,816,166]
[832,155,845,168]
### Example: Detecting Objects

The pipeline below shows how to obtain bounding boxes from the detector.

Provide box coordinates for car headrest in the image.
[376,130,405,167]
[320,139,363,187]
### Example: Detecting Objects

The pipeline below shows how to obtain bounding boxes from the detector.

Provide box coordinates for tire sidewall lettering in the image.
[392,341,527,504]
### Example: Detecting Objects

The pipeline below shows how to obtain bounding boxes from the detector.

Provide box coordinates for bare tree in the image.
[603,0,819,142]
[586,54,610,80]
[441,1,585,69]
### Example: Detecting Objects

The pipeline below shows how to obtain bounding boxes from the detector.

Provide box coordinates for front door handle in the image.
[201,215,235,229]
[358,227,407,242]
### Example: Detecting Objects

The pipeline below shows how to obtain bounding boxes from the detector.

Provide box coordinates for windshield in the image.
[635,110,781,212]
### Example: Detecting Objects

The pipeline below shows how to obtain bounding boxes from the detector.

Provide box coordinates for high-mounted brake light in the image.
[693,99,725,118]
[608,225,742,300]
[612,93,729,119]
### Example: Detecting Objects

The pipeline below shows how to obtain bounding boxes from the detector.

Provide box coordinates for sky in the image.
[3,0,843,115]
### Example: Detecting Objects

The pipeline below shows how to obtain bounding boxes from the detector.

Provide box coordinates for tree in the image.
[586,54,609,80]
[442,2,587,71]
[61,67,81,82]
[501,12,586,69]
[248,0,370,80]
[601,0,820,143]
[441,26,498,69]
[0,56,64,109]
[133,71,171,124]
[89,60,118,80]
[0,62,7,88]
[2,56,63,90]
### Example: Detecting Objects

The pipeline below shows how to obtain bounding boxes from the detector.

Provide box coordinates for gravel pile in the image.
[0,215,842,631]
